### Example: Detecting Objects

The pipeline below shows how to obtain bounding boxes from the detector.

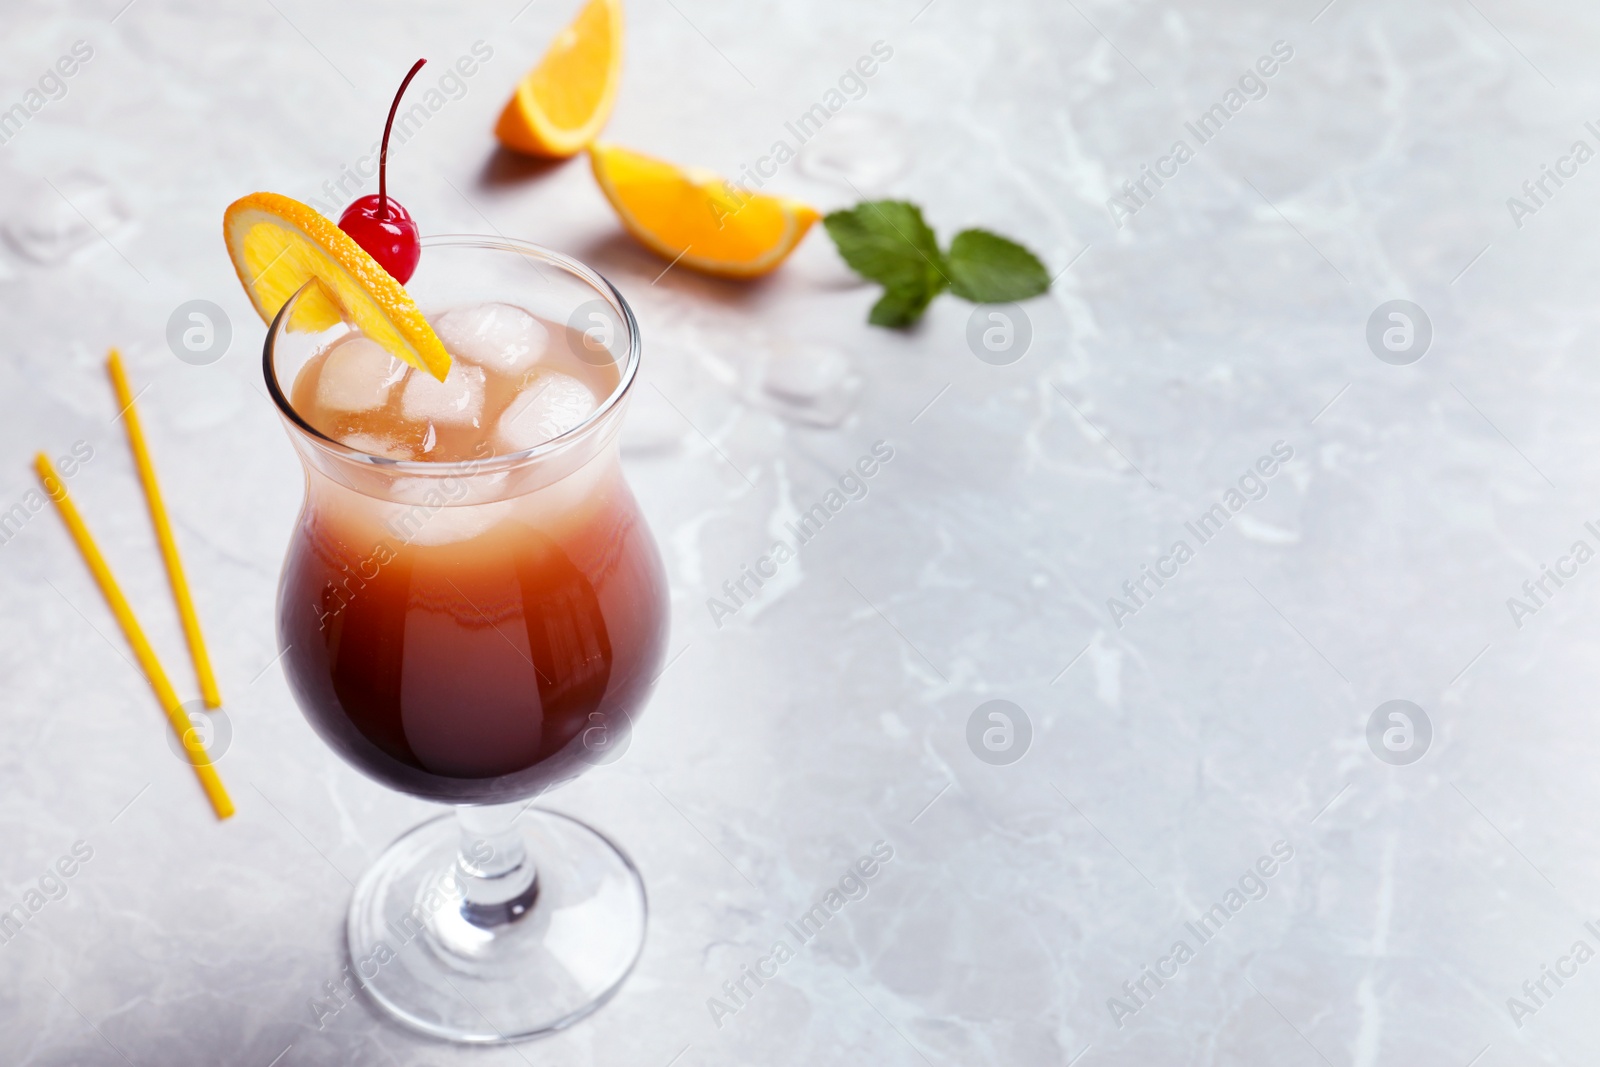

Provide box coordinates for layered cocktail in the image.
[222,39,671,1043]
[248,232,667,1042]
[276,301,666,802]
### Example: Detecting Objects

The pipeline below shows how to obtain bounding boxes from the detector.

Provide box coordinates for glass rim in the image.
[262,233,642,475]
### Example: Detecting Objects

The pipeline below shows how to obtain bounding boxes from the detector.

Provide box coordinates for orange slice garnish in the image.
[495,0,623,158]
[588,143,819,278]
[222,192,451,380]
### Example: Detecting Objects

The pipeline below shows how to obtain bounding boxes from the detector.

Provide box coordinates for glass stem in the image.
[454,802,539,926]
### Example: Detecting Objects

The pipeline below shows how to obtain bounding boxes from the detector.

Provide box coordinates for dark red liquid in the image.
[278,467,668,803]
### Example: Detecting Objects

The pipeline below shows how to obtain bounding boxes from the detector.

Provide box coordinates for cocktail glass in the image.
[262,235,669,1042]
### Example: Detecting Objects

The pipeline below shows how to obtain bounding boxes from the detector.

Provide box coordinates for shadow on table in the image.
[570,232,788,314]
[475,146,569,189]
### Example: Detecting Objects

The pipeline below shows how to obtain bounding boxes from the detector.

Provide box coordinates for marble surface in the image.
[6,0,1600,1063]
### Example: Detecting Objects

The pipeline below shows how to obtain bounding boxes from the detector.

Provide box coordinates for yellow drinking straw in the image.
[106,349,222,709]
[35,454,235,820]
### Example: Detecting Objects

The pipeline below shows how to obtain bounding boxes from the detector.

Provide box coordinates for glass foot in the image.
[346,808,647,1043]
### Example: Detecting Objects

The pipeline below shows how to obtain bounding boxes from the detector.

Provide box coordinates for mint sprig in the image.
[823,201,1049,328]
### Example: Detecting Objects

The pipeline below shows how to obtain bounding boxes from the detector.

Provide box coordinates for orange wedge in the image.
[495,0,623,158]
[222,192,451,380]
[589,144,819,278]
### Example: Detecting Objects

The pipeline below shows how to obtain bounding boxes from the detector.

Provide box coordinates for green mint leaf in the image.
[945,229,1051,303]
[869,284,941,328]
[824,201,947,291]
[825,200,950,328]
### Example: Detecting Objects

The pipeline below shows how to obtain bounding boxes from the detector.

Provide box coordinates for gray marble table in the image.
[4,0,1600,1063]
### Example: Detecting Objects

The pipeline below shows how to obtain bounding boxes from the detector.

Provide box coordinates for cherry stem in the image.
[378,58,428,220]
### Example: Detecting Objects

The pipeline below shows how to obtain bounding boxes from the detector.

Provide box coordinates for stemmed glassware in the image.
[263,236,669,1042]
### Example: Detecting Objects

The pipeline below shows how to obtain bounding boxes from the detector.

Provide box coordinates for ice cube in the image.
[316,337,407,414]
[764,342,850,401]
[4,173,133,266]
[758,341,860,427]
[432,303,549,377]
[797,113,913,194]
[495,372,597,453]
[338,432,414,461]
[400,362,486,427]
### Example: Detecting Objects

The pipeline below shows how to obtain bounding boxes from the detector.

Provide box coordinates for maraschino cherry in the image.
[339,59,427,283]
